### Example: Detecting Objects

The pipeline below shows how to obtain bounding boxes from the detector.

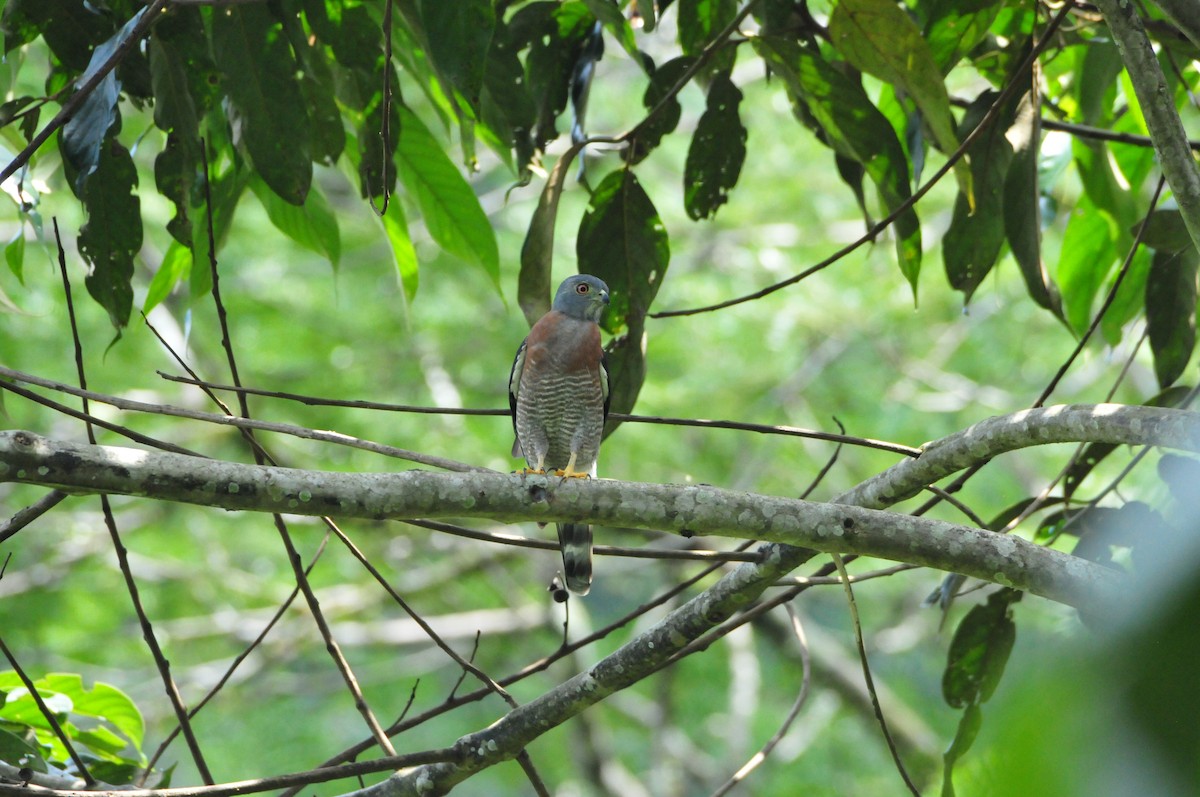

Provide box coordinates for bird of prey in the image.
[509,274,611,595]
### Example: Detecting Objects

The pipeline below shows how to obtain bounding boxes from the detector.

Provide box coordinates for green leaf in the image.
[37,674,144,752]
[396,105,499,285]
[519,154,573,325]
[943,89,1014,304]
[1073,137,1136,244]
[143,240,191,314]
[0,725,45,771]
[211,3,312,205]
[577,169,670,337]
[1137,208,1193,254]
[62,8,146,193]
[479,15,537,176]
[381,198,418,301]
[924,0,1002,73]
[582,0,644,67]
[943,588,1019,709]
[1100,246,1151,345]
[830,0,969,200]
[627,55,695,165]
[1057,196,1118,334]
[1077,40,1123,127]
[577,169,669,428]
[683,71,746,221]
[5,229,24,284]
[1003,81,1063,319]
[149,6,213,246]
[677,0,738,74]
[941,702,982,797]
[522,1,595,147]
[1145,247,1199,389]
[2,0,114,72]
[754,37,921,291]
[417,0,495,113]
[77,138,141,329]
[248,176,341,268]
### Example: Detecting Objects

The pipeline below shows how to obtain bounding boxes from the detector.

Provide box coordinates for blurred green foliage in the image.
[1,0,1199,794]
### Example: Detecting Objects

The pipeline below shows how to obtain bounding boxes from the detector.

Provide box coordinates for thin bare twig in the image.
[0,490,68,545]
[708,603,811,797]
[53,218,214,784]
[156,372,918,456]
[1034,175,1166,407]
[198,143,397,758]
[1,365,480,471]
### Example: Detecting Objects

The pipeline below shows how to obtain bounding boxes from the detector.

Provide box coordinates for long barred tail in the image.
[557,522,593,595]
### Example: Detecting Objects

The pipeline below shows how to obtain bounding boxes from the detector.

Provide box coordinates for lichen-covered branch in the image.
[1,407,1144,608]
[1093,0,1200,252]
[3,403,1191,796]
[835,402,1200,508]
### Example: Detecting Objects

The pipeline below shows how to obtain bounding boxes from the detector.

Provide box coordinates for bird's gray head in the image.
[552,274,610,323]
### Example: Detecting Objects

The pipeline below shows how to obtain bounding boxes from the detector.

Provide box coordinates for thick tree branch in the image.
[1093,0,1200,252]
[6,403,1190,608]
[836,403,1198,508]
[3,404,1190,795]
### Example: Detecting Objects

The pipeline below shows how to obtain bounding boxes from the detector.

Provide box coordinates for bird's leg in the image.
[553,451,589,480]
[517,452,546,477]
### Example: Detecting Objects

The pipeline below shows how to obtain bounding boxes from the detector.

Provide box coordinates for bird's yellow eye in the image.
[576,284,589,294]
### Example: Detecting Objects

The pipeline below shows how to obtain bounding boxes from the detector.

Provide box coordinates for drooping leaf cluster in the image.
[1,0,1198,387]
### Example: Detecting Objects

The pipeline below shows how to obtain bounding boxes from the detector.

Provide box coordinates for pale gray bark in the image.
[2,403,1194,796]
[1094,0,1200,253]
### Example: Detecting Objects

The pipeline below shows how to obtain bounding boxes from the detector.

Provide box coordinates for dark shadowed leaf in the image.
[1159,454,1200,513]
[479,16,537,176]
[78,139,141,329]
[417,0,495,113]
[520,2,595,147]
[1137,208,1193,254]
[829,0,969,199]
[755,37,920,291]
[677,0,738,74]
[62,8,146,193]
[627,55,695,164]
[2,0,113,71]
[211,3,312,206]
[149,6,213,245]
[1002,60,1063,319]
[943,588,1019,709]
[519,155,574,325]
[577,169,669,336]
[581,0,644,66]
[944,89,1014,304]
[396,105,499,286]
[1145,247,1199,388]
[577,169,669,425]
[684,71,746,220]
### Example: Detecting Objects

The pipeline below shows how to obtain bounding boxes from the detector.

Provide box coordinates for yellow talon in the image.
[553,452,589,479]
[517,467,547,476]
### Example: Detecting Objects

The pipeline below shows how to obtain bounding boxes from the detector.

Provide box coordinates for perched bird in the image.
[509,274,611,595]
